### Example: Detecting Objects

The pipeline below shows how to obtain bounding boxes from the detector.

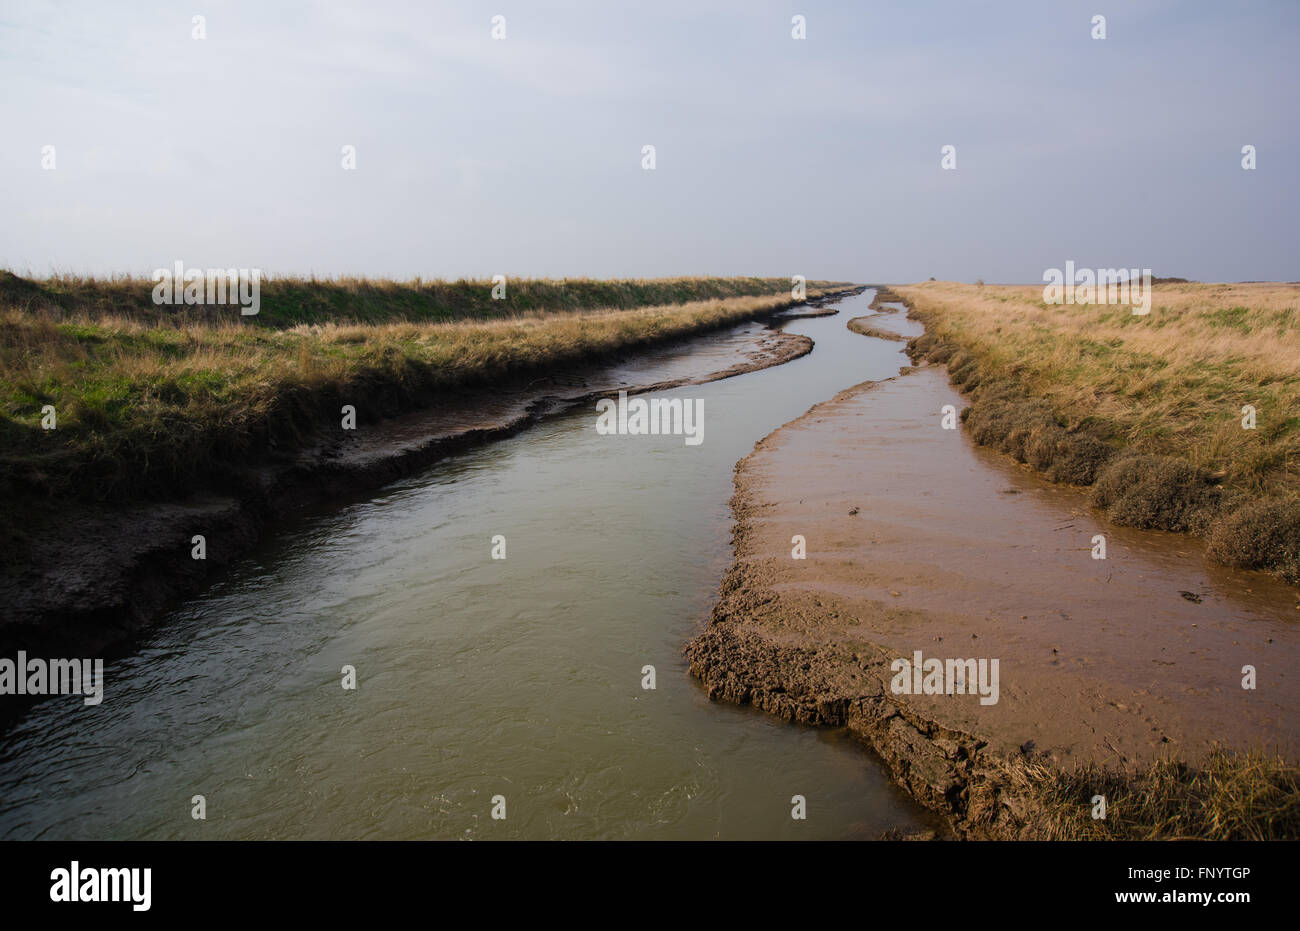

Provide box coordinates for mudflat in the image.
[688,341,1299,825]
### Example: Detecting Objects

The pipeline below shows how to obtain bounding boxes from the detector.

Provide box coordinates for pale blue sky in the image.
[1,0,1296,282]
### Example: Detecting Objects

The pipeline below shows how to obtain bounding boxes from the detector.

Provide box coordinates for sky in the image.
[1,0,1296,283]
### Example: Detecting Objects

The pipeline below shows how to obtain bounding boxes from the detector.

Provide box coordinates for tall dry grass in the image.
[994,750,1300,840]
[895,281,1300,582]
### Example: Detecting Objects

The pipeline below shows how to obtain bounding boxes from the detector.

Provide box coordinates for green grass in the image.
[0,273,852,555]
[1,271,833,329]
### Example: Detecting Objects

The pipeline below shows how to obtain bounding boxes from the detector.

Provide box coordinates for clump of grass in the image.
[1090,452,1221,533]
[868,285,907,312]
[945,349,982,389]
[999,750,1300,840]
[1207,497,1300,584]
[953,379,1114,486]
[1027,425,1114,485]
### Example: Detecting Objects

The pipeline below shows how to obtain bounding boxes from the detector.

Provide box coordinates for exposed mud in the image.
[0,311,829,666]
[847,316,906,341]
[688,315,1299,837]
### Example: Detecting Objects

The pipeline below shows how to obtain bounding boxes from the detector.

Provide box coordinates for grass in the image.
[0,272,852,552]
[895,281,1300,584]
[868,285,907,312]
[993,750,1300,840]
[0,271,820,329]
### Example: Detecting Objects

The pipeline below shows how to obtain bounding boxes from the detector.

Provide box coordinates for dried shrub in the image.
[1091,453,1219,533]
[1207,497,1300,583]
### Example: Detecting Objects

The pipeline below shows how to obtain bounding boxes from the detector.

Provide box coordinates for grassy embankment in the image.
[895,281,1300,584]
[0,272,850,555]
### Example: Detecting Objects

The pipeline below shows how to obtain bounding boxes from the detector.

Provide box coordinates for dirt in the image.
[687,349,1300,837]
[847,316,906,341]
[0,315,826,665]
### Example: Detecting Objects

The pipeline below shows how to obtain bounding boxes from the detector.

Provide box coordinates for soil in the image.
[687,344,1299,836]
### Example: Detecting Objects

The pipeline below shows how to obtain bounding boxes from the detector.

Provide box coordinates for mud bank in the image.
[847,316,906,342]
[0,303,841,666]
[688,315,1299,838]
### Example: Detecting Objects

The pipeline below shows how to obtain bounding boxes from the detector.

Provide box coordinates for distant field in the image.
[0,273,850,543]
[896,281,1300,582]
[0,272,815,328]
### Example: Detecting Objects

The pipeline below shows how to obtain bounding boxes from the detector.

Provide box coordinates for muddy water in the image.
[0,290,940,840]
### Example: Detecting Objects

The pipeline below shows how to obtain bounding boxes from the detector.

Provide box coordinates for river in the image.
[0,289,941,840]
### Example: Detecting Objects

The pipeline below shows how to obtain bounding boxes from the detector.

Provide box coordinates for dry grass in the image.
[896,281,1300,582]
[0,271,842,328]
[1206,498,1300,580]
[995,750,1300,840]
[869,285,907,312]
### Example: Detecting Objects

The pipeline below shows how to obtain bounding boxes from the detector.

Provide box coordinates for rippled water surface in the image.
[0,291,939,840]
